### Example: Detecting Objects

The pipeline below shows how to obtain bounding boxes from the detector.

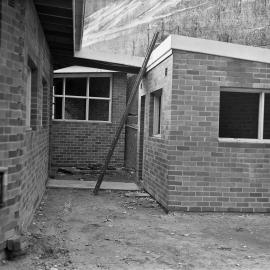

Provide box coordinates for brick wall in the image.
[139,56,173,208]
[141,49,270,212]
[50,73,126,168]
[0,0,51,251]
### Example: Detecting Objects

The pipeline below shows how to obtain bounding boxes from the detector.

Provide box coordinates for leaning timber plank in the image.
[93,32,159,195]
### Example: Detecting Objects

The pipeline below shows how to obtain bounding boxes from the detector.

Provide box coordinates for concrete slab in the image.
[47,179,139,191]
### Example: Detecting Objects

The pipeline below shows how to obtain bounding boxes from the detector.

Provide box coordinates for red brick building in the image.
[139,35,270,213]
[51,66,127,168]
[0,0,143,256]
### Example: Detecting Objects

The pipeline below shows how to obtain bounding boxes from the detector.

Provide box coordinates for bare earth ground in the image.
[2,189,270,270]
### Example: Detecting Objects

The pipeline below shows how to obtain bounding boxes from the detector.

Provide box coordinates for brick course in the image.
[140,49,270,212]
[50,73,127,168]
[0,0,51,250]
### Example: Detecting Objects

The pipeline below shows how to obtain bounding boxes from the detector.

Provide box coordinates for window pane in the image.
[53,78,63,95]
[89,100,109,121]
[264,93,270,139]
[219,92,259,139]
[65,98,86,120]
[54,97,62,119]
[66,78,87,96]
[89,77,110,97]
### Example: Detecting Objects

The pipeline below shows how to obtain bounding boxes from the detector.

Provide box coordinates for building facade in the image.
[139,35,270,212]
[51,67,127,168]
[0,0,52,252]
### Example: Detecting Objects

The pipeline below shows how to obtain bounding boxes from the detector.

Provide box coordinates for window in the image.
[52,76,112,122]
[0,171,3,207]
[219,88,270,141]
[42,79,48,127]
[26,66,32,127]
[150,89,162,136]
[26,59,38,129]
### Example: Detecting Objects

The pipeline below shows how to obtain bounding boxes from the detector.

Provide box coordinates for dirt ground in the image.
[2,189,270,270]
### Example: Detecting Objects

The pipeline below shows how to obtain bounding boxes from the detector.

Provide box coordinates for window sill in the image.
[218,138,270,144]
[25,127,32,131]
[52,119,112,124]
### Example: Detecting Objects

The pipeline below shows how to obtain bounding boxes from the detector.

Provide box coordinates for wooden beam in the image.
[35,5,72,18]
[38,14,72,26]
[73,0,85,51]
[93,32,159,195]
[34,0,72,10]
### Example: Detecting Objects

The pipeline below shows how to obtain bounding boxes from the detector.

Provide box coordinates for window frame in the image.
[219,87,270,144]
[52,73,113,123]
[150,89,162,138]
[26,66,32,128]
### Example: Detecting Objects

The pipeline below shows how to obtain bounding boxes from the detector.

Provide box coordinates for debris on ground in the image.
[4,189,270,270]
[124,191,150,198]
[217,246,232,251]
[57,168,74,175]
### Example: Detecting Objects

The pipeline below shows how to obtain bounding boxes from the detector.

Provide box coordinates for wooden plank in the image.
[35,4,72,18]
[38,14,72,26]
[93,32,159,195]
[74,0,85,51]
[34,0,72,10]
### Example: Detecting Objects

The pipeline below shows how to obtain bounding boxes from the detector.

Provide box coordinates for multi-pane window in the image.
[219,88,270,141]
[53,75,112,122]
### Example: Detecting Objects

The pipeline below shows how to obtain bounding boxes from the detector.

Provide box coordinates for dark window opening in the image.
[0,172,4,207]
[88,100,109,121]
[219,92,259,139]
[150,89,162,136]
[54,97,63,119]
[66,77,87,96]
[27,57,38,130]
[54,78,63,95]
[42,79,48,127]
[90,77,110,97]
[65,98,86,120]
[264,94,270,139]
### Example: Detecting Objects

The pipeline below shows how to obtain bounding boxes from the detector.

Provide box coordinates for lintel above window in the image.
[52,75,112,122]
[219,88,270,143]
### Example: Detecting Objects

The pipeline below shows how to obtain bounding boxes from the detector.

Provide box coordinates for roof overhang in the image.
[34,0,142,73]
[34,0,85,69]
[147,35,270,72]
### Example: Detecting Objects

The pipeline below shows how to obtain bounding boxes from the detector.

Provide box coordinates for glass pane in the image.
[53,78,63,95]
[89,100,109,121]
[89,77,110,97]
[219,92,259,139]
[264,93,270,139]
[65,98,86,120]
[54,97,62,119]
[66,78,87,96]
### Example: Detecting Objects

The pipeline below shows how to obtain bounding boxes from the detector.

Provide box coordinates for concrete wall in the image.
[0,0,51,251]
[50,73,127,168]
[141,49,270,212]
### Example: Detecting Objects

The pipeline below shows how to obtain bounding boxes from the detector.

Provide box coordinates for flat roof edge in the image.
[147,35,270,71]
